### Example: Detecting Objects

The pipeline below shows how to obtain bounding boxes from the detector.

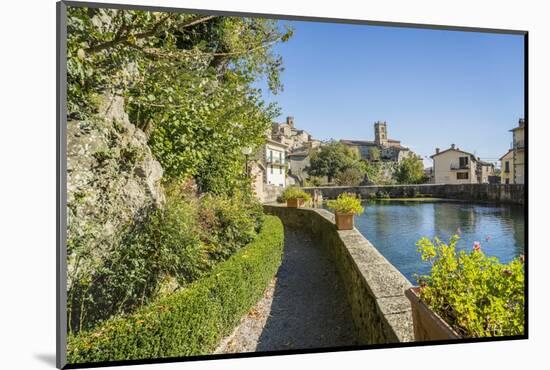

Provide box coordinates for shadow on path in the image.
[255,227,358,351]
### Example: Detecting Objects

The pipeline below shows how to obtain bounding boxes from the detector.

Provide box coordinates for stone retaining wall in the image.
[263,204,414,344]
[301,184,524,204]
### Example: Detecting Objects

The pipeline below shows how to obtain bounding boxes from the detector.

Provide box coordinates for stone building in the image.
[269,116,322,185]
[287,149,310,186]
[271,116,320,151]
[341,121,416,163]
[477,160,496,184]
[498,118,526,185]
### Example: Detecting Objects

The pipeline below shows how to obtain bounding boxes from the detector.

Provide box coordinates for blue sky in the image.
[257,20,525,167]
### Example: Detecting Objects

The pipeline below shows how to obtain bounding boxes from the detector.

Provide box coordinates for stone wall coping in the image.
[301,183,524,189]
[300,183,524,205]
[265,204,414,342]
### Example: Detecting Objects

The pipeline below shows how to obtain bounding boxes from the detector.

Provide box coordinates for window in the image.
[269,150,273,162]
[459,156,469,168]
[279,152,282,163]
[270,165,273,174]
[505,179,510,184]
[457,172,469,180]
[505,161,510,173]
[279,167,282,174]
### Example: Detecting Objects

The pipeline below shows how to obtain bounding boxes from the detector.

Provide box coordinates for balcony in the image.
[450,163,469,170]
[266,157,285,165]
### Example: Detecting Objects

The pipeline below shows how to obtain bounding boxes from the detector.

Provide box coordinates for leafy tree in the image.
[335,167,365,186]
[306,141,365,183]
[369,147,381,161]
[395,156,426,184]
[67,7,293,193]
[364,160,383,184]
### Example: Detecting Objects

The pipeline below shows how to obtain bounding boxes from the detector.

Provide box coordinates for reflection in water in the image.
[350,200,525,283]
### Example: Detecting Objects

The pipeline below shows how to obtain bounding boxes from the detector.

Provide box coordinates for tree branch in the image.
[85,14,217,54]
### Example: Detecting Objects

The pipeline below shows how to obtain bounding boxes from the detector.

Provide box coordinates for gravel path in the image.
[215,228,359,354]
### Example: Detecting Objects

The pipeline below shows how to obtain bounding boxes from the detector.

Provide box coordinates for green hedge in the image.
[67,215,284,364]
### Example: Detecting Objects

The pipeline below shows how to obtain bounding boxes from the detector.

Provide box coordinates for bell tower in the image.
[374,121,388,147]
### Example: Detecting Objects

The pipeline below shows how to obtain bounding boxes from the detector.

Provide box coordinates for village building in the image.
[269,116,321,185]
[500,149,515,185]
[271,116,320,151]
[249,138,288,203]
[287,149,310,186]
[498,119,525,185]
[431,144,479,184]
[340,121,416,163]
[510,118,525,184]
[477,160,496,184]
[263,139,287,187]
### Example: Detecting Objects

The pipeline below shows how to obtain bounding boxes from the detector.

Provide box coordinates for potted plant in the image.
[281,187,311,208]
[406,236,525,341]
[326,192,364,230]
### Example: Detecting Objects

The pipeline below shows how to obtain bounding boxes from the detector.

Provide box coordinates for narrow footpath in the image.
[215,228,359,354]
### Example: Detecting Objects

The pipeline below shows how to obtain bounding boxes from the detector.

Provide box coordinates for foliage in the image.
[415,236,525,337]
[369,147,381,161]
[280,187,312,202]
[67,7,293,194]
[67,180,265,334]
[303,176,325,187]
[67,182,202,334]
[375,190,390,199]
[335,167,365,186]
[364,160,384,184]
[67,216,284,364]
[326,192,364,214]
[395,156,426,184]
[197,191,264,263]
[306,141,365,183]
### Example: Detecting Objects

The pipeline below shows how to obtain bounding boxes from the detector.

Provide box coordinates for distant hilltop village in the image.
[252,117,418,202]
[250,115,525,202]
[271,116,321,151]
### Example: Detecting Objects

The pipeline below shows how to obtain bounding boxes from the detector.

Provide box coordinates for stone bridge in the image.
[302,183,524,204]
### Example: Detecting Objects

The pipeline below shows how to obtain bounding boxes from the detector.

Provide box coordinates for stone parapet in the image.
[264,204,414,344]
[301,184,524,204]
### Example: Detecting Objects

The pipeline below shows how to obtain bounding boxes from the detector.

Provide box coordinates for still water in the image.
[347,200,525,283]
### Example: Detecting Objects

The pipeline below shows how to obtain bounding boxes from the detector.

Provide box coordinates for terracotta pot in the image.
[286,198,304,208]
[405,287,461,341]
[335,212,354,230]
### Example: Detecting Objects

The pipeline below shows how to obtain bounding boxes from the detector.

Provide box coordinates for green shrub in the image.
[415,236,525,337]
[68,184,206,333]
[281,187,311,202]
[67,216,284,364]
[335,167,365,186]
[67,180,264,334]
[326,192,364,214]
[198,191,264,263]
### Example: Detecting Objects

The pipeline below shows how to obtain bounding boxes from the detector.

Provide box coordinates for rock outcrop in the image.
[66,94,164,290]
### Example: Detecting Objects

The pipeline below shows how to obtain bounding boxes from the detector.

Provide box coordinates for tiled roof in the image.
[430,147,476,160]
[499,149,514,160]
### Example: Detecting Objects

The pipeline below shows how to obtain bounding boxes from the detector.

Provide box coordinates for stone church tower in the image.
[374,121,388,147]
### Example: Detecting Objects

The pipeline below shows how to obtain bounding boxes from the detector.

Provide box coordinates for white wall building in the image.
[264,139,287,187]
[431,144,478,184]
